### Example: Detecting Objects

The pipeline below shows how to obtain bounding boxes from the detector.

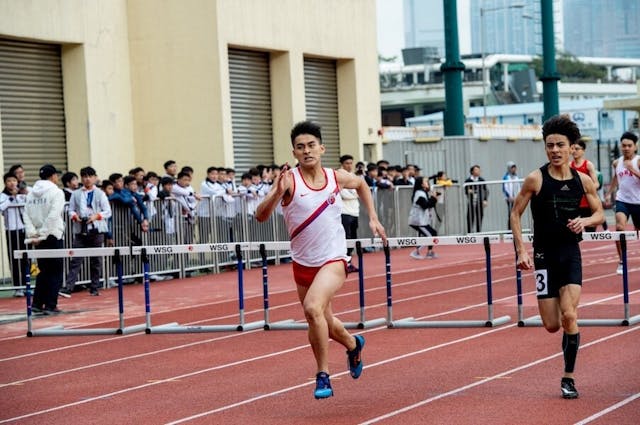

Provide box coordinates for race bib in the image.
[534,269,548,296]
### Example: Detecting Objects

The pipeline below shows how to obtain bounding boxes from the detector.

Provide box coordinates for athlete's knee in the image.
[561,310,578,329]
[302,302,324,323]
[543,322,561,333]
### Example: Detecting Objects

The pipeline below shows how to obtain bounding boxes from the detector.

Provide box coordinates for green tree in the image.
[532,52,607,82]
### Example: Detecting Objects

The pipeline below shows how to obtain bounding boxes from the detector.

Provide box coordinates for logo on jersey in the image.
[560,185,570,191]
[327,193,336,205]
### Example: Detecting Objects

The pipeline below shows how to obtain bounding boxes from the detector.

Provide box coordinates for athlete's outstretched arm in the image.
[510,170,539,270]
[256,164,291,222]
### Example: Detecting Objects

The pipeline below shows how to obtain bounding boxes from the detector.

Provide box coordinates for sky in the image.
[376,0,404,61]
[376,0,471,62]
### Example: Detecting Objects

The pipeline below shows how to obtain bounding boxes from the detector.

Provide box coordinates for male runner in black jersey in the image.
[510,114,604,399]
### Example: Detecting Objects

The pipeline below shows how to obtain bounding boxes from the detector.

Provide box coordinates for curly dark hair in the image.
[542,114,581,144]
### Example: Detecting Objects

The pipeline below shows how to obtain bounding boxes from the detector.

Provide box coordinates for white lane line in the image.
[0,329,265,388]
[0,341,311,424]
[0,254,502,359]
[1,265,635,385]
[359,326,640,425]
[0,252,495,345]
[574,392,640,425]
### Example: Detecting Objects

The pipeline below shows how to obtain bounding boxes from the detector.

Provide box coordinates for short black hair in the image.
[290,120,322,146]
[3,172,17,183]
[61,172,78,186]
[109,173,123,183]
[339,154,354,164]
[80,166,97,177]
[542,114,581,144]
[8,164,23,175]
[160,176,174,186]
[621,131,638,143]
[177,171,190,180]
[572,139,587,150]
[123,175,136,186]
[164,160,176,170]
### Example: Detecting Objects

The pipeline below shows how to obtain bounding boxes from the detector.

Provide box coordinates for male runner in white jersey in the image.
[605,131,640,274]
[511,115,603,399]
[256,120,387,399]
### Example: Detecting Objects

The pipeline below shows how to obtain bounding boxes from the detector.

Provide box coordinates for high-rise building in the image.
[563,0,640,58]
[469,0,561,56]
[403,0,564,57]
[403,0,471,56]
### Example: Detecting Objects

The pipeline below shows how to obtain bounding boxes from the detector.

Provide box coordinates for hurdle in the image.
[344,240,388,329]
[259,240,387,330]
[135,243,265,334]
[386,235,512,328]
[16,247,148,337]
[509,231,640,327]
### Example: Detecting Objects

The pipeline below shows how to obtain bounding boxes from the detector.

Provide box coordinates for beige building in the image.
[0,0,382,182]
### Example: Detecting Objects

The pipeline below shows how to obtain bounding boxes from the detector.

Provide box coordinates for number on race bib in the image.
[534,269,548,296]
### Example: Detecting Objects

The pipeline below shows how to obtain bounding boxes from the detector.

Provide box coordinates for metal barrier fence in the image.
[1,182,534,291]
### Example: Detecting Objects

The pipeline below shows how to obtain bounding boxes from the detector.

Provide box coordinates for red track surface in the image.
[1,241,639,424]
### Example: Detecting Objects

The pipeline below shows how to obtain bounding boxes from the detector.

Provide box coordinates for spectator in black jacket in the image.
[464,165,489,233]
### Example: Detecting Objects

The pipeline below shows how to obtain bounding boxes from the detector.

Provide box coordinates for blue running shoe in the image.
[347,335,365,379]
[314,372,333,399]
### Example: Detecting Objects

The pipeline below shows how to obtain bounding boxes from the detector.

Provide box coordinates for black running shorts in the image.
[532,243,582,299]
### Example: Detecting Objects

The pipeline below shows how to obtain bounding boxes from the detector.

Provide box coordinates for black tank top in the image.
[531,164,585,248]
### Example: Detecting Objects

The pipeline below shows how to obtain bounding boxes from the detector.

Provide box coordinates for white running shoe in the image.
[409,250,424,260]
[426,251,438,259]
[616,263,623,275]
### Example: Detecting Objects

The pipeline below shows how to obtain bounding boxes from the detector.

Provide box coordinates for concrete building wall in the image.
[0,0,134,180]
[0,0,382,179]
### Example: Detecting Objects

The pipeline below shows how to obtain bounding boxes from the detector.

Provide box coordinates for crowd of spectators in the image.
[2,158,468,295]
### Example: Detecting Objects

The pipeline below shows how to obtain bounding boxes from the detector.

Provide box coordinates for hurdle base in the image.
[520,315,640,327]
[389,315,511,329]
[624,315,640,326]
[343,318,388,329]
[117,323,149,335]
[264,319,309,330]
[147,320,264,334]
[26,324,142,337]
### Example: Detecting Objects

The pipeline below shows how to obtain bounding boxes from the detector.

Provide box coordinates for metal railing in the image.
[1,181,532,290]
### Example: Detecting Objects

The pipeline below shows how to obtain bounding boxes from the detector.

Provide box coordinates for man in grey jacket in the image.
[62,166,112,296]
[23,164,65,314]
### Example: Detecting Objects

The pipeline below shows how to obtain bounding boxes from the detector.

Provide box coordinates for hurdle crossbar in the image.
[15,248,148,337]
[255,239,387,330]
[386,235,511,328]
[133,244,265,333]
[505,231,640,327]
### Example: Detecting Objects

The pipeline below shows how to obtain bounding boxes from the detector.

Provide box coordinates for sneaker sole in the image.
[314,389,334,399]
[349,335,365,379]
